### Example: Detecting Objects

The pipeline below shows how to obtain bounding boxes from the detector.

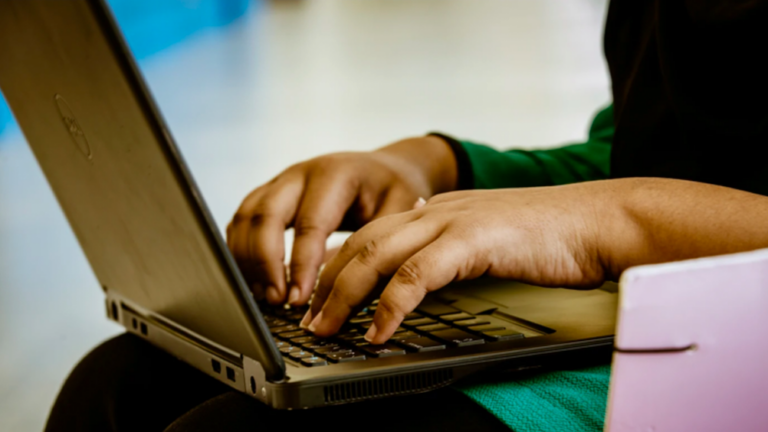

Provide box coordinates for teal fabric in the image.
[458,365,612,432]
[459,105,614,189]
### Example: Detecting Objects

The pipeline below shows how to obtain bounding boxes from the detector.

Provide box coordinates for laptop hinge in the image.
[244,356,269,404]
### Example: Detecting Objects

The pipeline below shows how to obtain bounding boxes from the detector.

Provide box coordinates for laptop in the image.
[0,0,617,409]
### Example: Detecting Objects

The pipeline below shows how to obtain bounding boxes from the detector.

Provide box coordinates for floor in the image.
[0,1,609,429]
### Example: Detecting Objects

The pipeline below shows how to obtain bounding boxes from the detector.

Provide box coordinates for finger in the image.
[288,174,358,306]
[335,186,414,232]
[231,216,287,303]
[307,219,443,337]
[412,197,427,210]
[369,187,418,220]
[228,214,267,300]
[323,246,342,264]
[309,210,419,319]
[366,236,466,344]
[226,221,234,249]
[229,175,304,304]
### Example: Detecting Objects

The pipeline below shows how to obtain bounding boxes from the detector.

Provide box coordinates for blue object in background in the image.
[109,0,251,61]
[0,98,10,136]
[0,0,252,138]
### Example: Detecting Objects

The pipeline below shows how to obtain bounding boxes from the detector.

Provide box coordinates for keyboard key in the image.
[271,309,288,316]
[279,330,310,339]
[338,333,365,342]
[270,308,288,317]
[274,340,289,349]
[404,312,422,320]
[289,350,314,360]
[291,336,318,345]
[417,323,450,332]
[468,324,506,332]
[327,351,366,363]
[440,312,473,322]
[483,329,525,341]
[353,340,371,348]
[270,324,300,334]
[416,302,459,317]
[359,322,375,330]
[266,318,289,328]
[431,329,486,347]
[368,305,378,312]
[350,316,373,324]
[279,346,300,355]
[301,357,328,367]
[361,344,406,358]
[394,327,407,333]
[400,337,446,352]
[315,345,348,355]
[454,318,491,327]
[336,330,362,341]
[372,299,380,305]
[403,317,436,327]
[302,341,338,351]
[390,331,420,342]
[285,311,305,321]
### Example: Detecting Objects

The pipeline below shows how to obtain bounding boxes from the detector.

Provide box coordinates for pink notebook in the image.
[606,248,768,431]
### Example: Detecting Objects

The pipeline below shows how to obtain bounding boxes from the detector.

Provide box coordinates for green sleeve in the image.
[458,104,614,189]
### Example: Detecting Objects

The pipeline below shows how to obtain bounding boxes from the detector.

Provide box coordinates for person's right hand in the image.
[226,136,458,308]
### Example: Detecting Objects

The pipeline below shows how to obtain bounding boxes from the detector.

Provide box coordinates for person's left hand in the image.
[304,182,622,344]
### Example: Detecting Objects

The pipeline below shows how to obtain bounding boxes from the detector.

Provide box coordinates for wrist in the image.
[375,136,459,196]
[590,179,653,280]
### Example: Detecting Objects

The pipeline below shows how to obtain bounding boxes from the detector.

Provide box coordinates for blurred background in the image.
[0,0,609,429]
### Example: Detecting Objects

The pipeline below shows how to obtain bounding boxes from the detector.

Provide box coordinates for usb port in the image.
[211,359,221,374]
[226,366,236,382]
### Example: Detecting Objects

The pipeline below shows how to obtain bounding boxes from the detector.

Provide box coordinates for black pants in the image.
[45,334,511,432]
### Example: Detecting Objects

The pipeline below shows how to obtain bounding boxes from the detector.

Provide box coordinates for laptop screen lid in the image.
[606,248,768,431]
[0,0,284,380]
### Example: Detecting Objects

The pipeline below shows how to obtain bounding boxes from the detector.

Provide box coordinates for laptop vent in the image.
[323,369,454,404]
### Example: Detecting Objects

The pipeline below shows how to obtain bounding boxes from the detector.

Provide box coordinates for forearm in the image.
[599,178,768,279]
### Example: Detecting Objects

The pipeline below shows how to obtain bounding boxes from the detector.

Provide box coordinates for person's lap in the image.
[45,334,511,432]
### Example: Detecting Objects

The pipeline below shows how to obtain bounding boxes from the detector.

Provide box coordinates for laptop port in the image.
[250,376,256,394]
[132,318,137,330]
[140,322,148,336]
[226,366,235,382]
[211,359,221,374]
[111,301,118,320]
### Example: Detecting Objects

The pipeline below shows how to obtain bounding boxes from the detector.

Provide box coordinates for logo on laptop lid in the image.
[55,94,92,160]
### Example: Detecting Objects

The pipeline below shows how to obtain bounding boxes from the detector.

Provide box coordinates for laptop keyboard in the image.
[262,300,525,367]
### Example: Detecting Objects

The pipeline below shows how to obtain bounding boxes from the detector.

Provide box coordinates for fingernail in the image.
[307,310,323,333]
[364,323,378,342]
[413,197,427,209]
[299,309,313,329]
[288,286,301,305]
[266,286,280,303]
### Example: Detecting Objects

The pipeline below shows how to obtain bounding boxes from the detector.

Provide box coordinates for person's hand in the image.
[304,174,768,345]
[305,182,624,343]
[226,136,458,306]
